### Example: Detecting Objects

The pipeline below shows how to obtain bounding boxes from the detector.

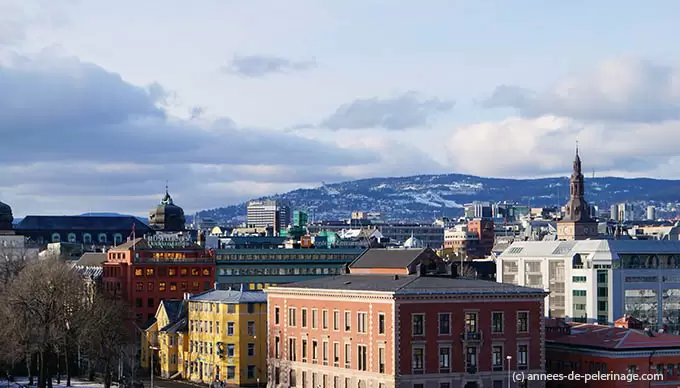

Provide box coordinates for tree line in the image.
[0,247,138,388]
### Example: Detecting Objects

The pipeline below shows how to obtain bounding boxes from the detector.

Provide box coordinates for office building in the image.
[246,200,290,236]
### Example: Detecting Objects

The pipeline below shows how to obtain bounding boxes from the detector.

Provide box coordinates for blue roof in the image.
[16,215,153,231]
[190,289,267,304]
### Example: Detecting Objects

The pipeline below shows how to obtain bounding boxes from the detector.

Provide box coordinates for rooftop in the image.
[190,289,267,304]
[272,273,545,296]
[349,247,430,269]
[74,252,106,267]
[500,239,680,257]
[15,215,152,231]
[547,322,680,350]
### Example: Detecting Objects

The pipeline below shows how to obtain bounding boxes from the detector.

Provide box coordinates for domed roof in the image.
[148,186,186,232]
[403,232,423,248]
[0,200,14,230]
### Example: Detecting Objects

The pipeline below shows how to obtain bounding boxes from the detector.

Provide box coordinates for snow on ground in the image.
[10,378,104,388]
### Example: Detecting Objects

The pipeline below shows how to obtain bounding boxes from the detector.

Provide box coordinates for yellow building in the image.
[183,289,268,386]
[141,299,187,378]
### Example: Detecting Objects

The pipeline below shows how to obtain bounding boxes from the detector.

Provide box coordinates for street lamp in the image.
[506,355,512,388]
[149,346,160,388]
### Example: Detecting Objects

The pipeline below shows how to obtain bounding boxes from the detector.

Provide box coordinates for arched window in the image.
[51,233,61,243]
[114,233,123,245]
[98,233,107,243]
[83,233,92,244]
[68,233,77,243]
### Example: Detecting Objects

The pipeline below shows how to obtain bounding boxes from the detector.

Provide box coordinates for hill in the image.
[196,173,680,224]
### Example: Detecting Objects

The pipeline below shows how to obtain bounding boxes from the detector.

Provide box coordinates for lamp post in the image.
[149,346,160,388]
[506,355,512,388]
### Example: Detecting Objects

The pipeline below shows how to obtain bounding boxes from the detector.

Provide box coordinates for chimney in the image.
[393,274,399,280]
[240,283,245,292]
[342,263,350,275]
[416,263,425,277]
[183,292,191,300]
[214,281,218,290]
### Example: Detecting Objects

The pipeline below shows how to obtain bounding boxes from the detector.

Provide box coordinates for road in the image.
[138,378,204,388]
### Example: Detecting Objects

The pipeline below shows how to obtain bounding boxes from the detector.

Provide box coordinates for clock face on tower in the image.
[562,225,573,235]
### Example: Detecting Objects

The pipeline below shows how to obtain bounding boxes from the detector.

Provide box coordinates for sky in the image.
[3,0,680,217]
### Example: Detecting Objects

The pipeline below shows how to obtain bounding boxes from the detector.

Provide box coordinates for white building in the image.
[497,239,680,333]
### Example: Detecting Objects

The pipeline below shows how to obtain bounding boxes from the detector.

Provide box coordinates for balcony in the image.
[460,331,482,342]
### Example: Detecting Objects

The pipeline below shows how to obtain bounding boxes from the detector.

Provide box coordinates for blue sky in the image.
[2,0,680,216]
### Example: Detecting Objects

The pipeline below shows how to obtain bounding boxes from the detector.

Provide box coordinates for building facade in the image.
[102,236,215,322]
[266,249,547,388]
[246,200,291,236]
[545,318,680,388]
[215,248,364,290]
[149,187,187,232]
[497,239,680,334]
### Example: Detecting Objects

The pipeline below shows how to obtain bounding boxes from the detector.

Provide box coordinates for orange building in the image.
[545,317,680,388]
[102,235,215,323]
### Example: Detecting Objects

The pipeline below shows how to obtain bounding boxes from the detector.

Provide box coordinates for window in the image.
[216,321,220,334]
[180,268,188,276]
[378,313,385,334]
[289,370,297,387]
[227,344,235,357]
[517,345,528,368]
[492,312,504,333]
[357,345,367,371]
[302,308,308,328]
[203,268,210,276]
[344,343,351,368]
[227,304,235,313]
[412,348,424,374]
[333,310,340,331]
[302,339,308,362]
[312,341,318,363]
[466,347,477,370]
[438,313,451,335]
[180,281,187,290]
[247,321,255,336]
[135,298,142,308]
[344,311,351,331]
[333,342,340,367]
[275,307,280,325]
[170,282,177,291]
[246,365,255,379]
[227,366,235,380]
[572,276,587,283]
[598,301,608,311]
[289,308,297,327]
[227,322,234,336]
[169,268,176,276]
[275,337,280,358]
[191,268,199,276]
[135,269,143,277]
[159,282,166,291]
[247,343,255,356]
[440,384,450,388]
[289,338,297,361]
[135,282,144,291]
[322,310,329,329]
[192,281,199,290]
[378,346,386,373]
[439,347,450,373]
[148,298,153,308]
[312,309,318,329]
[247,303,255,313]
[465,312,478,332]
[573,290,587,297]
[517,312,529,333]
[357,312,367,333]
[322,341,329,365]
[412,314,424,336]
[492,346,503,370]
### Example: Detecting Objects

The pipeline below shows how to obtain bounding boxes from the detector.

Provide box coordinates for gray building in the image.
[246,200,290,236]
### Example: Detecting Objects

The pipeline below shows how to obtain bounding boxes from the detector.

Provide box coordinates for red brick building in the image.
[467,219,495,258]
[102,235,215,323]
[266,248,547,388]
[545,317,680,388]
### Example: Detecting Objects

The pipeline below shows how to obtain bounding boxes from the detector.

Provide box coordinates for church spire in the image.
[573,141,582,176]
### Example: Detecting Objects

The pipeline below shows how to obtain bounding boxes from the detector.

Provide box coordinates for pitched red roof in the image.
[547,322,680,350]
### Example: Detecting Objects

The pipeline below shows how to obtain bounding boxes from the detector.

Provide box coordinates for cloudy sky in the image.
[3,0,680,217]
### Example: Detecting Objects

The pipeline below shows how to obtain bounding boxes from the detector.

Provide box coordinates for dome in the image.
[0,200,14,231]
[403,232,424,248]
[148,188,186,232]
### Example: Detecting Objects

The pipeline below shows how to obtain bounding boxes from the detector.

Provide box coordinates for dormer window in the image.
[51,233,61,243]
[83,233,92,244]
[68,233,77,243]
[98,233,107,243]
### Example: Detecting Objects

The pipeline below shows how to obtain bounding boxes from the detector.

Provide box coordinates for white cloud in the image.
[483,57,680,123]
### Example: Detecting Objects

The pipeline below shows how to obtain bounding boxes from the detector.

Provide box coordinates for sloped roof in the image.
[16,215,152,231]
[75,252,106,267]
[547,323,680,350]
[273,274,546,296]
[349,248,429,269]
[160,300,185,323]
[190,289,267,304]
[500,239,680,259]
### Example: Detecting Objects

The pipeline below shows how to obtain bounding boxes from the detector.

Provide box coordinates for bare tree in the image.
[80,292,136,388]
[0,238,36,289]
[2,257,87,388]
[458,263,478,278]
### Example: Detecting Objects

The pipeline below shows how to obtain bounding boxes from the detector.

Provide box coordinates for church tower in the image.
[557,146,598,240]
